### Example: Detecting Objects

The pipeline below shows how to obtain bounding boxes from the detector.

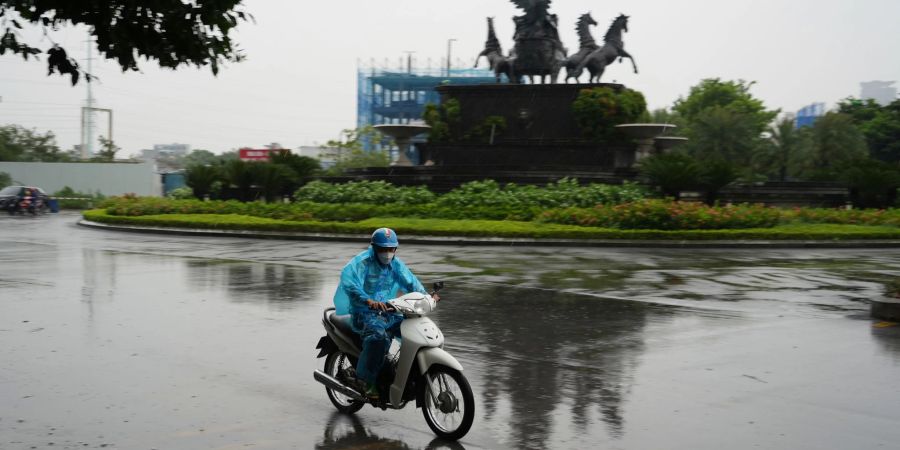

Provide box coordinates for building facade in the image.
[860,81,897,106]
[796,102,825,128]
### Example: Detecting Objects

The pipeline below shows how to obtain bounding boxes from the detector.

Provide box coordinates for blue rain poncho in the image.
[333,246,428,385]
[333,246,427,317]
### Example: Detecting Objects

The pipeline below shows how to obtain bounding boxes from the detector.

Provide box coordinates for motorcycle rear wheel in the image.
[323,352,365,414]
[419,366,474,441]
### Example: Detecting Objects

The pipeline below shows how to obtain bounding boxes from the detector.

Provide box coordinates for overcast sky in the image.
[1,0,899,157]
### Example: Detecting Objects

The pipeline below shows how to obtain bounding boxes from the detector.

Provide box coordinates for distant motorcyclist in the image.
[332,228,438,399]
[19,188,34,213]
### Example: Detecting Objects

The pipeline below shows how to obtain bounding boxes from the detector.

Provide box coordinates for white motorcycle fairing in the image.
[387,293,464,406]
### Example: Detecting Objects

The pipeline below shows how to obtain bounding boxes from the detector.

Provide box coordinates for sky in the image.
[1,0,899,157]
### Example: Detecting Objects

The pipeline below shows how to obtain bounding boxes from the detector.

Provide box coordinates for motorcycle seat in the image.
[329,312,363,351]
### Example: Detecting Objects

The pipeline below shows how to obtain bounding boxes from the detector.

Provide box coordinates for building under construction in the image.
[356,62,495,151]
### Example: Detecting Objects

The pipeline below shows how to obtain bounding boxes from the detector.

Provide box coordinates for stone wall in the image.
[435,83,623,143]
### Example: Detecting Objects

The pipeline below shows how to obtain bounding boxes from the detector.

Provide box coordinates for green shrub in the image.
[572,87,648,142]
[638,153,702,199]
[167,187,194,199]
[435,178,648,210]
[293,180,436,205]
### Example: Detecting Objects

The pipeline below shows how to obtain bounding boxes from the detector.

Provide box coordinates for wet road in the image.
[2,212,900,449]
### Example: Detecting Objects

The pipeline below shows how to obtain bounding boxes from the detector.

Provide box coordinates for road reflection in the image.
[432,283,668,448]
[184,260,321,310]
[872,321,900,362]
[317,412,467,450]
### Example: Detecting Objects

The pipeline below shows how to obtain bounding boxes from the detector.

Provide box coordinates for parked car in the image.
[0,185,50,215]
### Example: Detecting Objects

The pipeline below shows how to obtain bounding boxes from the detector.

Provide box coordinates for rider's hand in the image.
[366,299,389,311]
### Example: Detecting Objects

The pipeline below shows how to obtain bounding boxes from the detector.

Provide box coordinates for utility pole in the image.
[81,107,113,156]
[81,32,95,159]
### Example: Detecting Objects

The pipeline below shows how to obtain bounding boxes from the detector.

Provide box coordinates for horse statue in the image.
[475,17,516,83]
[564,13,599,83]
[575,14,638,83]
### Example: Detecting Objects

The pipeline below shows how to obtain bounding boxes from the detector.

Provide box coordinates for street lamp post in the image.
[446,38,457,77]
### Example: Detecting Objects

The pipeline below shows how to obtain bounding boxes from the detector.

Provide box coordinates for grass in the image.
[82,209,900,241]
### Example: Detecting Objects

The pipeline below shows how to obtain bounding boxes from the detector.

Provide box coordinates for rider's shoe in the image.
[365,383,380,400]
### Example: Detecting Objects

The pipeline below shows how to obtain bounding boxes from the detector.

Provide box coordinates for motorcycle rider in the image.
[332,228,438,399]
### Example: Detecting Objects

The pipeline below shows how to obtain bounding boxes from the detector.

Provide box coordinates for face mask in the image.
[377,251,394,265]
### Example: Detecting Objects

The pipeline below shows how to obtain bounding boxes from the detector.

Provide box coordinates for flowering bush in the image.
[783,207,900,226]
[538,200,782,230]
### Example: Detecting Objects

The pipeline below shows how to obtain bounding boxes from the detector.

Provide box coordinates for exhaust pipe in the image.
[313,370,365,402]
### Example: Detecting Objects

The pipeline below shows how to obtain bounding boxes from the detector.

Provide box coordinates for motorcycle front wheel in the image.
[419,366,474,441]
[323,352,365,414]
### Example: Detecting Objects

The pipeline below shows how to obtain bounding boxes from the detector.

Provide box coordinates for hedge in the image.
[83,210,900,241]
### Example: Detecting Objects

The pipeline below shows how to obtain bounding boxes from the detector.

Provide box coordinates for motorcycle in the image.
[313,282,475,441]
[7,195,46,215]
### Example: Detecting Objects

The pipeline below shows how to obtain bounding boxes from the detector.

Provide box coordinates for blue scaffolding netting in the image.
[357,65,495,150]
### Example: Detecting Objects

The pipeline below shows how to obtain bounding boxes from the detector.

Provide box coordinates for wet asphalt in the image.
[1,212,899,450]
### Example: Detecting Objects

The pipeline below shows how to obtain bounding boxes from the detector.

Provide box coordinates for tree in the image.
[800,112,868,178]
[0,1,250,84]
[684,106,766,170]
[324,127,391,175]
[0,171,12,186]
[673,79,777,131]
[179,149,219,168]
[838,158,900,209]
[222,159,258,201]
[646,108,683,126]
[838,98,900,164]
[0,124,70,161]
[93,135,120,162]
[270,151,321,182]
[697,158,739,205]
[254,163,296,202]
[673,79,778,172]
[755,116,809,181]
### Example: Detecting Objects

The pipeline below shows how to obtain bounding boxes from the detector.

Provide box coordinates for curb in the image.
[77,219,900,249]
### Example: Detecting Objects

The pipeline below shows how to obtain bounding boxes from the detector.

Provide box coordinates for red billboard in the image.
[238,148,277,161]
[238,148,291,161]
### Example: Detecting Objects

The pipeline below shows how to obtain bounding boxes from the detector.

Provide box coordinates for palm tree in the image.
[185,164,221,199]
[255,163,297,202]
[698,158,739,205]
[760,116,803,181]
[223,160,258,201]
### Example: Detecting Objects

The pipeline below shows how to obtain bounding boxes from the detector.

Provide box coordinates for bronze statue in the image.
[564,13,599,83]
[474,3,638,85]
[575,14,638,83]
[475,17,516,83]
[509,0,566,84]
